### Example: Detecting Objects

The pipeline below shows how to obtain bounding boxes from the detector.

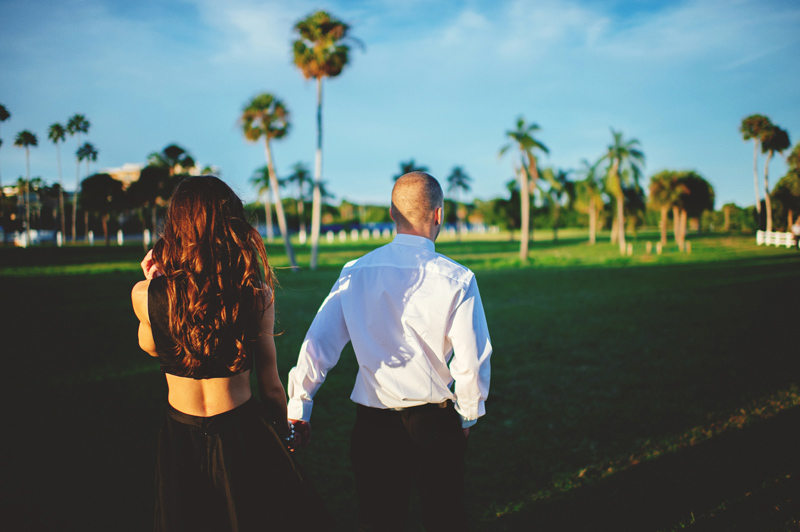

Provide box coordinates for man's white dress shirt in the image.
[287,234,492,428]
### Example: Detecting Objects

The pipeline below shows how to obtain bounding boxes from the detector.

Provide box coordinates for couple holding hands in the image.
[132,172,492,531]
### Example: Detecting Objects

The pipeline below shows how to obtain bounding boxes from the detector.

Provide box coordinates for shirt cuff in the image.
[460,417,477,429]
[287,398,313,422]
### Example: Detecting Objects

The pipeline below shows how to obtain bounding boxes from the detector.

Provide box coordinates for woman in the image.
[131,176,329,531]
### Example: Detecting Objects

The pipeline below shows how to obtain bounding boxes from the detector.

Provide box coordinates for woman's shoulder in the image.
[131,279,152,322]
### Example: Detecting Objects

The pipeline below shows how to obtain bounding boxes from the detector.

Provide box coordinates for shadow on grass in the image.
[493,406,800,531]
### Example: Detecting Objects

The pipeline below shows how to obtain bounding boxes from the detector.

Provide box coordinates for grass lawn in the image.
[1,230,798,531]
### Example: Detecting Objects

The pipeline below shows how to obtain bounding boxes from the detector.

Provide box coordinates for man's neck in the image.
[396,227,436,243]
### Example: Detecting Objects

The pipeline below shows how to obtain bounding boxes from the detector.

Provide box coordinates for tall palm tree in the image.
[393,159,429,181]
[293,10,361,270]
[499,116,548,262]
[48,123,67,239]
[574,159,605,245]
[250,165,275,243]
[761,126,791,232]
[600,129,645,254]
[67,114,90,242]
[77,142,98,177]
[0,104,10,200]
[285,162,312,238]
[446,166,472,240]
[740,114,772,215]
[240,93,298,270]
[14,130,38,246]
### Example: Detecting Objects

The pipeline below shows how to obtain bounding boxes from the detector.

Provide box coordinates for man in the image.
[287,172,492,531]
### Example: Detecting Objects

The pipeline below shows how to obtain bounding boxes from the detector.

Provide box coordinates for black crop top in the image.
[147,275,253,379]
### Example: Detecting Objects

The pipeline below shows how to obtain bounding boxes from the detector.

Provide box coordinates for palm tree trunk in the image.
[672,206,680,246]
[264,194,274,243]
[763,150,774,232]
[616,192,626,254]
[297,197,306,238]
[103,214,109,246]
[24,149,31,246]
[309,77,324,270]
[72,141,80,242]
[753,140,761,214]
[660,205,668,246]
[588,201,596,245]
[263,140,298,270]
[518,166,530,262]
[56,142,66,239]
[610,216,618,244]
[84,210,89,242]
[680,209,688,251]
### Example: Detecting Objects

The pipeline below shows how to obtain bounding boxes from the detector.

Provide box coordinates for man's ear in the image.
[434,207,443,225]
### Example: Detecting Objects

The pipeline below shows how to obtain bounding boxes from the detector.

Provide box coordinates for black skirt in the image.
[155,397,332,532]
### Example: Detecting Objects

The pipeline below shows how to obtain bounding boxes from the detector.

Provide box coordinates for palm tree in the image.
[77,142,98,177]
[76,142,98,239]
[446,166,472,240]
[600,129,645,254]
[677,171,715,239]
[740,114,773,215]
[67,114,90,242]
[127,164,171,235]
[760,126,791,232]
[149,144,196,176]
[648,170,686,246]
[285,162,312,238]
[48,123,67,239]
[499,116,549,262]
[293,10,361,270]
[13,130,38,246]
[0,104,10,200]
[250,165,275,243]
[80,173,124,245]
[574,159,605,245]
[240,93,298,270]
[393,159,429,181]
[542,168,572,242]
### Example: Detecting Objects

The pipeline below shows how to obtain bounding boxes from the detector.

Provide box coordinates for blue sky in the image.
[1,0,799,207]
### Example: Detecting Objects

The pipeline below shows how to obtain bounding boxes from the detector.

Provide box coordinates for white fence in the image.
[756,230,796,248]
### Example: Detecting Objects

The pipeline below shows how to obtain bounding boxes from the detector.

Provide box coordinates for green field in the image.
[1,231,799,531]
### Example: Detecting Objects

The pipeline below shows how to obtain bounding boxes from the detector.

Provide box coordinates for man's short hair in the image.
[391,172,443,229]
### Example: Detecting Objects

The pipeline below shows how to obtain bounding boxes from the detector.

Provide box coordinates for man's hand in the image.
[141,249,162,279]
[288,419,311,448]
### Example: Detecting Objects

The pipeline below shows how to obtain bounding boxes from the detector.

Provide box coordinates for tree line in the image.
[3,7,799,265]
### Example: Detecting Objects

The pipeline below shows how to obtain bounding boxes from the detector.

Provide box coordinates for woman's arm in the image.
[131,280,159,357]
[253,290,289,433]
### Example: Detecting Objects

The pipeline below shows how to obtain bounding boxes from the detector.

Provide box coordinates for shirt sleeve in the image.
[447,276,492,428]
[287,277,351,421]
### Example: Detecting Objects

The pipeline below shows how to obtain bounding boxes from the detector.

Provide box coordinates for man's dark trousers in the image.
[350,401,469,532]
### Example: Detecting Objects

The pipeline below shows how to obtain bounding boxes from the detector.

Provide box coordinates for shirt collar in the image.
[392,233,435,252]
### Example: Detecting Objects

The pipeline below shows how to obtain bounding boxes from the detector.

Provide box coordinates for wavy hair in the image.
[153,175,273,374]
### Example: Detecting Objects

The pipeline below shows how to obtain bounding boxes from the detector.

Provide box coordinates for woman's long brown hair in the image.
[153,175,273,374]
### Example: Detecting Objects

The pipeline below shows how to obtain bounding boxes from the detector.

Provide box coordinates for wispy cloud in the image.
[188,0,311,65]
